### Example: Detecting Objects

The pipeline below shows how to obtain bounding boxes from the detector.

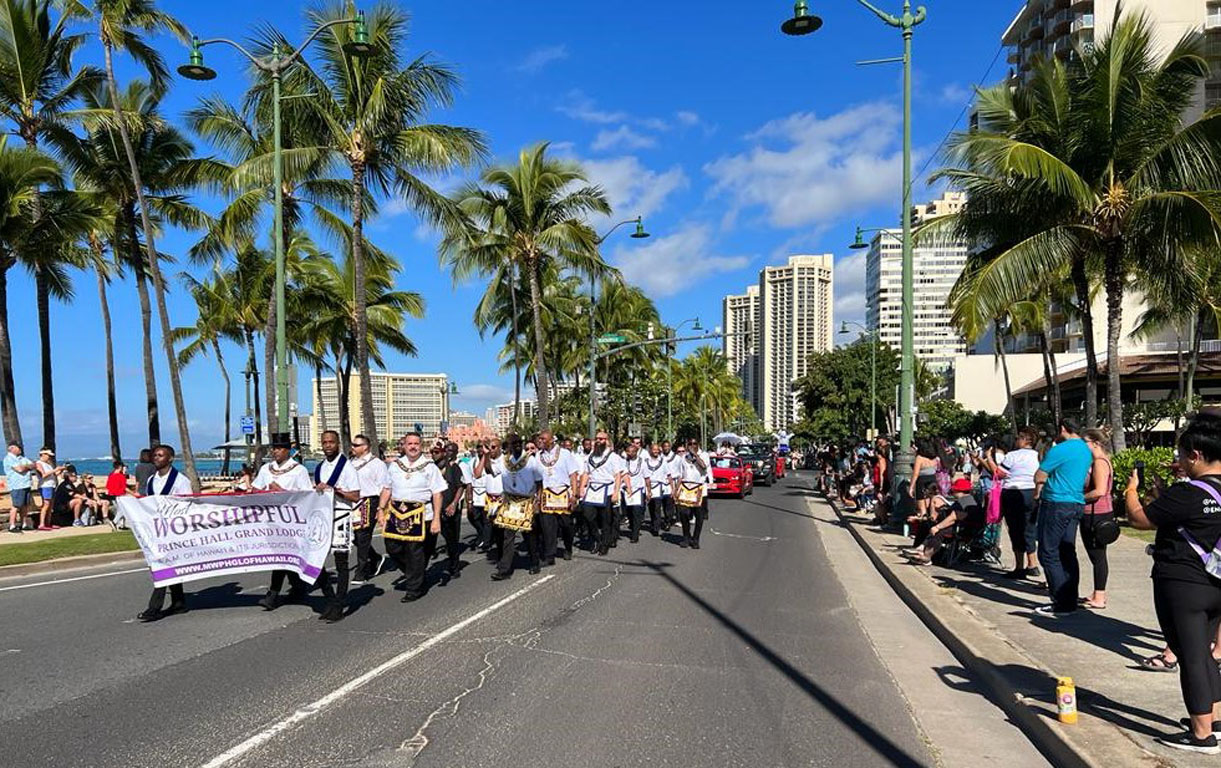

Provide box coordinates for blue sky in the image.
[19,0,1017,457]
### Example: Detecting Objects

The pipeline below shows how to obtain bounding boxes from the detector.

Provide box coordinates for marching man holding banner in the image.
[136,445,193,622]
[313,430,360,623]
[378,433,445,603]
[255,434,322,611]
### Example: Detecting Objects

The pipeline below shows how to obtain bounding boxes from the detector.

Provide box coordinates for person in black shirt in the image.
[426,441,466,580]
[1126,410,1221,755]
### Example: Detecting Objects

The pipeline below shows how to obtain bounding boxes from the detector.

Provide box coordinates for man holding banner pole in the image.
[136,445,193,623]
[255,434,326,611]
[314,430,360,623]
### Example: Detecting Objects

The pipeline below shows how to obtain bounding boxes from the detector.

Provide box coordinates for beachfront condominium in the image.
[310,372,450,450]
[759,255,835,432]
[1001,1,1215,108]
[864,192,969,372]
[723,285,761,416]
[485,400,537,436]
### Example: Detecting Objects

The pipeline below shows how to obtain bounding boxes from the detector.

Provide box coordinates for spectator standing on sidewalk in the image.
[4,441,34,533]
[1080,429,1115,609]
[34,448,60,527]
[1032,418,1093,616]
[132,449,155,495]
[995,428,1041,580]
[1125,410,1221,754]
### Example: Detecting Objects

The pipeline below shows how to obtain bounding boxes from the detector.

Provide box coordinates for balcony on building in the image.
[1071,13,1093,34]
[1027,16,1045,41]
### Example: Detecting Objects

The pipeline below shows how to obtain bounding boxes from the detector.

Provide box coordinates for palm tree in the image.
[444,143,610,428]
[171,267,234,473]
[932,13,1221,451]
[85,226,121,461]
[0,0,101,450]
[288,0,485,450]
[49,81,215,449]
[87,0,202,486]
[0,140,93,444]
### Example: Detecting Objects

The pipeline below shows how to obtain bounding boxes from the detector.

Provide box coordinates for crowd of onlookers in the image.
[2,442,160,533]
[815,411,1221,755]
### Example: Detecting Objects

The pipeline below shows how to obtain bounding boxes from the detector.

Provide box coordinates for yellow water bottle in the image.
[1056,677,1078,724]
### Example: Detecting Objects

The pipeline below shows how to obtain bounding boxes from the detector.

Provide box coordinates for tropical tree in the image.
[86,0,201,486]
[85,225,121,461]
[444,143,610,428]
[932,12,1221,452]
[0,0,101,450]
[284,0,485,451]
[171,267,234,472]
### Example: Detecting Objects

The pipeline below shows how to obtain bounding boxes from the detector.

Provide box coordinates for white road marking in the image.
[708,528,775,542]
[199,574,557,768]
[0,566,147,592]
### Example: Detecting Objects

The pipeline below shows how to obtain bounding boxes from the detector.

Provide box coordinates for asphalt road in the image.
[2,476,942,767]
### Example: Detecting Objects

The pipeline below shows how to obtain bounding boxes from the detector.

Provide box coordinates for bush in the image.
[1112,447,1176,500]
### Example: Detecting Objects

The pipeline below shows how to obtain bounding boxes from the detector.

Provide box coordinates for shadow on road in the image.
[637,558,929,768]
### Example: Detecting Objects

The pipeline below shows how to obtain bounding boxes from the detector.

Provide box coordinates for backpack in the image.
[1177,478,1221,580]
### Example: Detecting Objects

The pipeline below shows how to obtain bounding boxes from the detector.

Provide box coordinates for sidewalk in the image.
[831,497,1203,768]
[0,523,124,547]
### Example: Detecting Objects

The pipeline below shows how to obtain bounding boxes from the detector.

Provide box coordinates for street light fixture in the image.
[180,13,372,442]
[588,216,651,438]
[785,0,925,523]
[781,0,823,35]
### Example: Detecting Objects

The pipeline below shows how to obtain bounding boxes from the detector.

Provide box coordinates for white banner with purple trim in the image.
[117,490,335,587]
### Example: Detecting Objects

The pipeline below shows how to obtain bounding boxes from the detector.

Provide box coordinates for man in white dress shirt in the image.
[536,429,580,565]
[485,433,543,580]
[673,440,712,550]
[313,430,360,623]
[645,442,675,537]
[255,434,321,611]
[349,433,388,581]
[378,433,445,602]
[578,430,624,556]
[136,445,193,622]
[466,441,493,554]
[620,441,648,544]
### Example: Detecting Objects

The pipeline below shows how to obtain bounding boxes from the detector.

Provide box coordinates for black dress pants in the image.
[677,504,705,544]
[624,504,645,542]
[439,510,462,569]
[580,503,603,550]
[1154,577,1221,716]
[468,505,491,550]
[597,504,616,553]
[496,527,539,575]
[147,583,185,612]
[648,496,669,534]
[385,538,428,598]
[353,524,379,579]
[538,512,574,562]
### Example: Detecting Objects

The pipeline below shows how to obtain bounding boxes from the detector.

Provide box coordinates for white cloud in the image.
[833,251,869,344]
[939,82,971,105]
[578,155,689,222]
[515,45,568,74]
[557,91,630,124]
[676,110,701,126]
[610,223,750,298]
[704,103,907,230]
[591,126,657,152]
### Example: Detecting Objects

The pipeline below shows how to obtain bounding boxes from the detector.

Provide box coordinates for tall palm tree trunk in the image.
[350,162,378,452]
[1186,310,1205,412]
[994,320,1016,431]
[526,256,551,428]
[212,339,231,475]
[34,267,54,451]
[0,265,22,445]
[510,265,521,425]
[1037,330,1062,425]
[103,40,199,490]
[122,218,159,446]
[1070,255,1099,427]
[339,350,354,449]
[1103,248,1126,452]
[94,253,121,463]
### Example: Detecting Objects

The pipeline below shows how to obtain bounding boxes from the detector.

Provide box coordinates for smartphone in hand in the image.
[1135,460,1146,490]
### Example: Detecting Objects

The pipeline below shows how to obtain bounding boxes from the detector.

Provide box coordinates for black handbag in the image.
[1085,513,1121,547]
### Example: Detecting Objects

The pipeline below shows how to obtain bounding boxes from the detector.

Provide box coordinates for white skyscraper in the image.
[757,254,835,431]
[865,192,969,371]
[310,372,449,449]
[723,285,761,415]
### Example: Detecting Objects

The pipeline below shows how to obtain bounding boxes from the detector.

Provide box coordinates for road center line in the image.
[199,573,557,768]
[0,567,148,592]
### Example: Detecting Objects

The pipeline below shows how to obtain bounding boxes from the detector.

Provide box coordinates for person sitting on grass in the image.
[905,478,979,565]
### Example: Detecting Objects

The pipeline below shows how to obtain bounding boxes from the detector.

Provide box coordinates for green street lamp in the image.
[588,216,651,438]
[668,317,702,440]
[781,1,823,35]
[840,320,878,440]
[180,13,372,440]
[787,0,925,524]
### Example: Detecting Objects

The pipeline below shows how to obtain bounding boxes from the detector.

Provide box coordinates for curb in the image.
[0,549,145,579]
[821,492,1165,768]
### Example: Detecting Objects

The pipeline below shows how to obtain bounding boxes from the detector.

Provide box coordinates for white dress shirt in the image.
[645,455,673,498]
[537,446,580,492]
[350,454,391,498]
[581,451,623,505]
[253,459,313,492]
[387,456,447,520]
[481,456,505,496]
[501,453,543,496]
[146,468,192,496]
[315,455,360,508]
[620,455,648,506]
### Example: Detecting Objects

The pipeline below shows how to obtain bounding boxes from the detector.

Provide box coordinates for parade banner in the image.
[117,490,335,588]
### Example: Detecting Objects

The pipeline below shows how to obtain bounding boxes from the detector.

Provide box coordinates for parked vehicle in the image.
[737,444,775,486]
[712,455,754,498]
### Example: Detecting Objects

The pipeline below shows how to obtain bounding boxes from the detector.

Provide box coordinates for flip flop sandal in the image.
[1140,654,1178,672]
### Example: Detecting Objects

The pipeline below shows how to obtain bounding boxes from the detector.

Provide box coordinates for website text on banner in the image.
[117,490,335,587]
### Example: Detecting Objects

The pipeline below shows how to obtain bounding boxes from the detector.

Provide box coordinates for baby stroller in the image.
[933,500,1003,568]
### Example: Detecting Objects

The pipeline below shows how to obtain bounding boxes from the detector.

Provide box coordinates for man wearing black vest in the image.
[136,445,193,622]
[313,430,360,623]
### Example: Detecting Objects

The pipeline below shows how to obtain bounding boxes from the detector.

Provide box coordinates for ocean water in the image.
[63,458,319,478]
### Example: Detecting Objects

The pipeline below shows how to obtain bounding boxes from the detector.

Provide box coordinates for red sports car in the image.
[711,456,754,498]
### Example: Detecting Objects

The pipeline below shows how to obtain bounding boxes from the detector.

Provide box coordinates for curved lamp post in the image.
[178,11,372,438]
[785,0,926,500]
[587,217,650,438]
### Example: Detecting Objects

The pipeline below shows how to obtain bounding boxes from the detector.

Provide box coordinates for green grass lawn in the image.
[1120,524,1156,543]
[0,531,141,568]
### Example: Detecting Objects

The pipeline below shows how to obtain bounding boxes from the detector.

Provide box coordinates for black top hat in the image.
[270,433,292,449]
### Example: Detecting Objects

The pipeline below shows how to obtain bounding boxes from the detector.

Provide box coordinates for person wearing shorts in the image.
[4,442,35,533]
